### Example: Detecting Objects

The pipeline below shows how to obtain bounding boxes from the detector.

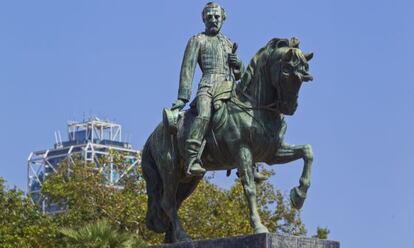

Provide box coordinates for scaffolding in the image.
[27,118,141,214]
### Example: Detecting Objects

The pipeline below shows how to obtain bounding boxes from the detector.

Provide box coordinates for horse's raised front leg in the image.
[160,174,191,243]
[237,145,269,234]
[270,142,313,209]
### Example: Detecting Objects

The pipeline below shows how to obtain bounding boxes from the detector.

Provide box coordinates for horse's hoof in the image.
[290,187,306,210]
[254,172,269,184]
[254,224,269,234]
[177,231,192,242]
[177,237,192,243]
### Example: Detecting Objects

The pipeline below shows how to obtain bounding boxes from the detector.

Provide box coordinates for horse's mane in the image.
[238,38,290,93]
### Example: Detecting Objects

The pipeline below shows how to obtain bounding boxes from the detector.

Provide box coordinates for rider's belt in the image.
[203,71,228,75]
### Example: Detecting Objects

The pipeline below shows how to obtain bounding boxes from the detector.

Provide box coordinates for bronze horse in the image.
[142,38,314,243]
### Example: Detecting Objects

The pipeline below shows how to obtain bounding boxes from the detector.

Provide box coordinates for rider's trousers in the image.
[185,94,213,167]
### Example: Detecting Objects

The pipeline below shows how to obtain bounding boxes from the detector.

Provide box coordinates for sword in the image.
[231,43,239,81]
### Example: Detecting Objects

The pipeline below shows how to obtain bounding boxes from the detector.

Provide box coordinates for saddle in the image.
[189,80,235,111]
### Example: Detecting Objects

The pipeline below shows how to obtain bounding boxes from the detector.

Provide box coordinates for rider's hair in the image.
[202,2,226,23]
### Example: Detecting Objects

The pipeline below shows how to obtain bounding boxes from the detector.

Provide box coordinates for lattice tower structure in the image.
[27,118,141,214]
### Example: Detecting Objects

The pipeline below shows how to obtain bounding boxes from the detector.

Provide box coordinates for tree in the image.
[179,172,306,240]
[0,153,329,247]
[0,177,61,248]
[37,154,328,245]
[60,220,142,248]
[313,227,330,240]
[41,157,161,244]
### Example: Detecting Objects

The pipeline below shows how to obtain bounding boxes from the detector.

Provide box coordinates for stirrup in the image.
[186,159,205,176]
[189,163,206,175]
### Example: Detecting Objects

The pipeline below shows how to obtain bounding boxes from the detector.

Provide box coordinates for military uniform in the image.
[178,32,240,101]
[177,32,242,175]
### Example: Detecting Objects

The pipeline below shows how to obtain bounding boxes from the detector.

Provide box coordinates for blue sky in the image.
[0,1,413,247]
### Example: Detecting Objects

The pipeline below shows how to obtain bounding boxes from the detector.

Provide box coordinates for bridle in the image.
[227,50,286,136]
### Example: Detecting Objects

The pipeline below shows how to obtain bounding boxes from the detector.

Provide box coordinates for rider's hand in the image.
[228,53,242,69]
[171,99,186,111]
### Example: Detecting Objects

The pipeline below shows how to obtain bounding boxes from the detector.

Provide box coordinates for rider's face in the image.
[203,7,224,35]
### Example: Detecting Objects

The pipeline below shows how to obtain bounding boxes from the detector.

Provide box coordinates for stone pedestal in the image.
[148,233,340,248]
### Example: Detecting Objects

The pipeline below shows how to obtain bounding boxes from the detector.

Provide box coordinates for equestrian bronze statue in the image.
[142,33,314,242]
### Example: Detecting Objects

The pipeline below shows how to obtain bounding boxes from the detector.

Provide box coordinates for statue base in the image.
[148,233,340,248]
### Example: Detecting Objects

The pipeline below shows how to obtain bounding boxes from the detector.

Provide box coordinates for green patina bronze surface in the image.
[142,2,314,244]
[170,2,244,176]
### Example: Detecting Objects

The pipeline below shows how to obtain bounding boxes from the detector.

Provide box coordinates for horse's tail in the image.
[141,133,169,233]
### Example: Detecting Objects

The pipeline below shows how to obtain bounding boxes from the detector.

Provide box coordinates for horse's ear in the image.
[283,49,294,61]
[289,37,300,48]
[304,52,314,61]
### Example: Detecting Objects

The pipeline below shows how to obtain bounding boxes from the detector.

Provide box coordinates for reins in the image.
[226,49,285,138]
[230,49,282,114]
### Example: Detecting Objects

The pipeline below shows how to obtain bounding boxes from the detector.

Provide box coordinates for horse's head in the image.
[267,38,313,115]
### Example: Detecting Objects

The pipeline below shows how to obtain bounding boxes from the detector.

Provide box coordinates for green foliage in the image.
[60,220,142,248]
[0,178,61,248]
[41,158,160,244]
[313,226,330,240]
[179,172,306,240]
[0,154,320,247]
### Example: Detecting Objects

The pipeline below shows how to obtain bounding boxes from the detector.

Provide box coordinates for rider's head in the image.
[202,2,226,35]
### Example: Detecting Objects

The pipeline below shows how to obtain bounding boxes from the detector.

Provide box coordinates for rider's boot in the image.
[185,139,206,176]
[185,116,209,176]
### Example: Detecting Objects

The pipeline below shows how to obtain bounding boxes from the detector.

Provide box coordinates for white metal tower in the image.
[27,118,141,213]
